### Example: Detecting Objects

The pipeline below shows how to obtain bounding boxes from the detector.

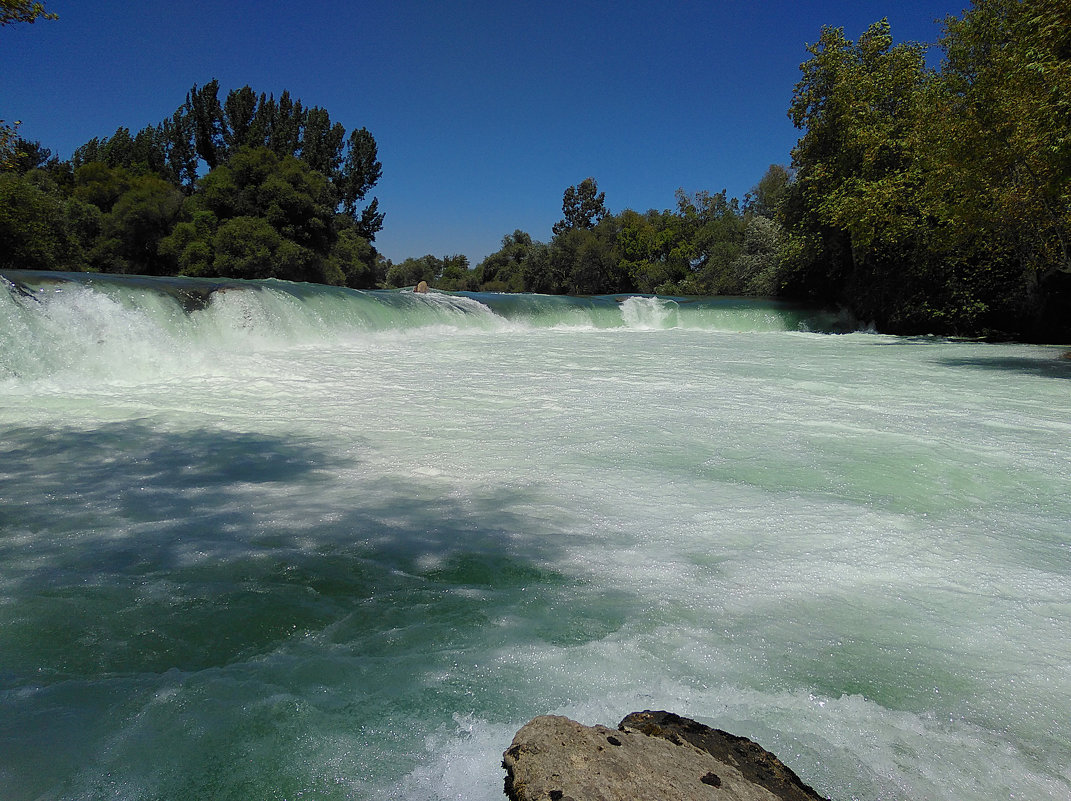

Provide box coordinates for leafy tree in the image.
[64,80,386,247]
[616,208,661,292]
[174,146,340,282]
[0,121,18,172]
[222,86,258,152]
[185,80,226,170]
[436,253,471,290]
[6,137,50,173]
[473,230,534,291]
[781,3,1071,337]
[326,225,382,288]
[211,216,288,279]
[780,20,933,322]
[746,164,792,218]
[198,146,336,250]
[158,208,217,276]
[552,177,607,235]
[544,228,586,292]
[71,125,172,180]
[72,162,133,213]
[98,174,184,274]
[516,241,554,293]
[675,189,746,294]
[568,217,626,293]
[928,0,1070,317]
[4,79,385,284]
[338,127,383,238]
[161,110,198,188]
[270,90,304,158]
[0,0,56,26]
[0,172,81,269]
[301,107,346,177]
[731,215,785,295]
[384,255,441,288]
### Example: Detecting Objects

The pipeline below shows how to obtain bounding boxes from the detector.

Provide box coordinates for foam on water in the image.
[2,272,1070,800]
[618,295,680,329]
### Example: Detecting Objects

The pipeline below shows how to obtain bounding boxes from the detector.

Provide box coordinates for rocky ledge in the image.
[502,710,829,801]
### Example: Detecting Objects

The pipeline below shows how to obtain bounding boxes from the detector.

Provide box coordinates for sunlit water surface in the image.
[1,272,1069,800]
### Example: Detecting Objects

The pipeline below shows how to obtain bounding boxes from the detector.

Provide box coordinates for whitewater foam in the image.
[1,271,1069,800]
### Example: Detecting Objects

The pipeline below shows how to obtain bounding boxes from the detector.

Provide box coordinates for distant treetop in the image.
[1,0,58,26]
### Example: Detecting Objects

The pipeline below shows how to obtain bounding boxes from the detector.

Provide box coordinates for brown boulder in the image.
[502,711,829,801]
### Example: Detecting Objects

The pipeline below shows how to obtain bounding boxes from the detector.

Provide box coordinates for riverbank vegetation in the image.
[399,0,1069,340]
[388,171,788,297]
[0,80,387,287]
[2,0,1068,339]
[778,0,1070,340]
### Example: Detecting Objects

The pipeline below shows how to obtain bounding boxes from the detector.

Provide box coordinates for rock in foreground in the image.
[502,710,829,801]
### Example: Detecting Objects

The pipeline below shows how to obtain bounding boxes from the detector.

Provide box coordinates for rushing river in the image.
[1,270,1069,801]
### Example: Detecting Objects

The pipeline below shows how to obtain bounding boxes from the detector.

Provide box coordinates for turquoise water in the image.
[2,271,1069,800]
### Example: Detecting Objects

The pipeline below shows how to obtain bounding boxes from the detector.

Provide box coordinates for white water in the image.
[1,276,1070,800]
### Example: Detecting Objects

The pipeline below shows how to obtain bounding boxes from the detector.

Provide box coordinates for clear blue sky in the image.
[2,0,966,265]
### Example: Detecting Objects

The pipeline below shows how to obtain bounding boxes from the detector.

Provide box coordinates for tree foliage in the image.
[0,0,56,26]
[2,81,386,287]
[552,177,608,235]
[400,178,782,297]
[6,2,1068,340]
[67,81,384,239]
[780,2,1071,339]
[0,172,82,270]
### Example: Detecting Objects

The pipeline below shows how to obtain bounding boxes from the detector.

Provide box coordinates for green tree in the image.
[568,217,625,293]
[65,80,387,252]
[676,189,746,294]
[72,162,133,213]
[185,80,226,170]
[927,0,1071,327]
[519,241,556,293]
[552,177,608,235]
[731,215,785,295]
[0,172,82,270]
[0,0,57,26]
[384,255,441,288]
[189,146,338,282]
[69,125,170,181]
[781,20,932,322]
[781,4,1071,337]
[617,207,701,293]
[7,80,385,286]
[474,230,534,291]
[326,225,380,288]
[161,110,198,189]
[301,107,346,177]
[158,207,217,277]
[0,120,18,172]
[199,148,332,236]
[98,174,184,274]
[211,216,289,280]
[746,164,792,218]
[222,86,258,152]
[338,127,383,238]
[437,253,471,290]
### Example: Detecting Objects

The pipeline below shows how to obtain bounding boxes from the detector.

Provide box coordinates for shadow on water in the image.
[0,421,623,685]
[0,420,651,799]
[0,419,645,797]
[936,353,1071,379]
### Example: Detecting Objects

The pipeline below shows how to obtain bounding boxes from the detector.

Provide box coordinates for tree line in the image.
[396,0,1068,340]
[778,0,1070,340]
[0,80,387,287]
[385,171,788,297]
[2,0,1069,340]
